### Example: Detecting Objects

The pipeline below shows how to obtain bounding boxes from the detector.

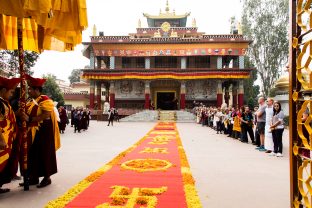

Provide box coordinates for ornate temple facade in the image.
[81,2,253,111]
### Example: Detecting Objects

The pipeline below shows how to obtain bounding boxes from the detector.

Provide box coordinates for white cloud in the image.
[33,0,242,82]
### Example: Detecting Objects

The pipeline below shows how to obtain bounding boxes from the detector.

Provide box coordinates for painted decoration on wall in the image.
[115,80,144,99]
[186,80,217,100]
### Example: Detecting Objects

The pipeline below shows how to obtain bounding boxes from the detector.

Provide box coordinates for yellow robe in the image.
[233,116,241,132]
[26,95,60,150]
[0,98,17,171]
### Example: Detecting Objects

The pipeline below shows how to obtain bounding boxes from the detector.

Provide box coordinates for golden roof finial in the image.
[92,24,97,36]
[192,18,197,27]
[237,21,242,34]
[138,19,142,28]
[165,0,170,12]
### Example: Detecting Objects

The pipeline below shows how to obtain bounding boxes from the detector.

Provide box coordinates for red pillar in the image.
[238,94,244,107]
[144,81,151,110]
[238,80,244,107]
[109,93,115,108]
[96,83,101,110]
[180,93,185,109]
[232,94,237,108]
[96,94,101,110]
[144,93,150,109]
[89,81,95,109]
[217,94,223,107]
[216,80,223,107]
[90,93,95,109]
[96,82,102,110]
[180,81,186,110]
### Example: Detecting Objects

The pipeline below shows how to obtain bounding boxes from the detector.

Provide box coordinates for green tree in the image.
[243,56,260,108]
[42,74,64,106]
[0,50,39,76]
[241,0,289,97]
[68,69,81,84]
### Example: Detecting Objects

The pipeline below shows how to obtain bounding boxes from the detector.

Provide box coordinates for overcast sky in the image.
[32,0,242,82]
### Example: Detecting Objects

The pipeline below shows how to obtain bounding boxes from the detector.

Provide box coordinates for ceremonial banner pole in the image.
[17,18,29,191]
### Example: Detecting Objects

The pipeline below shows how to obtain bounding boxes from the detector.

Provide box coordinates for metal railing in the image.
[290,0,312,207]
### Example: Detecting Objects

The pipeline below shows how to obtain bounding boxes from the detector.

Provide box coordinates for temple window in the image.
[136,57,145,68]
[155,57,178,68]
[187,56,210,68]
[122,57,145,68]
[122,57,131,68]
[222,56,239,68]
[98,57,109,69]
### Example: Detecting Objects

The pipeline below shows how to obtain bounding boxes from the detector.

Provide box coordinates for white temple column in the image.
[217,56,222,69]
[145,57,151,69]
[109,56,115,69]
[181,57,187,69]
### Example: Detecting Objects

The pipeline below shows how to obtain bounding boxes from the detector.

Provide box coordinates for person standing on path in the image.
[21,75,61,188]
[264,98,274,153]
[107,108,114,126]
[256,97,266,151]
[270,101,285,157]
[240,106,255,143]
[0,77,21,194]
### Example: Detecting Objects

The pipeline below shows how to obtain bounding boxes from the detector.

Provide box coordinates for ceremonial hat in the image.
[0,76,21,89]
[25,74,46,87]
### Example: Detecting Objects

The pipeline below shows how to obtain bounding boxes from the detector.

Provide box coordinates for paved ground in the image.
[0,121,289,208]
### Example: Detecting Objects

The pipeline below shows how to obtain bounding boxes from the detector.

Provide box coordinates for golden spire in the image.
[138,19,142,28]
[165,0,170,12]
[192,18,197,27]
[92,24,97,36]
[237,21,242,34]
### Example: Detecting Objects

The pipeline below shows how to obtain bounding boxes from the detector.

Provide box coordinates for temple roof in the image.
[275,74,289,91]
[143,1,190,27]
[143,0,190,19]
[143,12,191,20]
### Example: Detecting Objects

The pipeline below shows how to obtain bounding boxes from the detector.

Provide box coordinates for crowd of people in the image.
[0,75,61,194]
[193,97,285,157]
[0,75,98,194]
[70,108,91,133]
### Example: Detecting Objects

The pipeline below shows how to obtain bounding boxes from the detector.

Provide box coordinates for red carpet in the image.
[46,122,202,208]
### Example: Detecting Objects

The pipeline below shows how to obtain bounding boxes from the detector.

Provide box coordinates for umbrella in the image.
[0,0,88,190]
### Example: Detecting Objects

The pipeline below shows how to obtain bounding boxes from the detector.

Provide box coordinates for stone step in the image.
[120,110,196,122]
[120,110,158,122]
[176,110,196,123]
[159,111,176,121]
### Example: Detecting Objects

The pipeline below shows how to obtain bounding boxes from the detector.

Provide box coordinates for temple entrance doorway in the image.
[151,80,180,110]
[156,92,177,110]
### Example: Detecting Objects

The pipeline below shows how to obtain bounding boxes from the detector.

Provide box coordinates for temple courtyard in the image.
[0,121,289,208]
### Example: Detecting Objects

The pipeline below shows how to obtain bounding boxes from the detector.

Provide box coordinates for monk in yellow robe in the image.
[20,74,60,188]
[0,77,21,194]
[232,108,241,140]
